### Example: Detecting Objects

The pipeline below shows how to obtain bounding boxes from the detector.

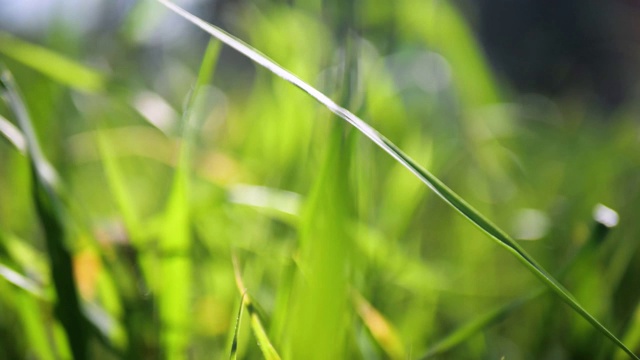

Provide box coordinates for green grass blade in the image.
[233,255,282,360]
[617,306,640,360]
[229,293,246,360]
[95,131,143,241]
[0,256,56,360]
[0,68,88,360]
[423,205,621,358]
[0,113,26,152]
[353,290,406,360]
[153,2,639,358]
[286,123,352,360]
[159,38,221,359]
[0,32,107,92]
[0,262,46,298]
[423,291,539,358]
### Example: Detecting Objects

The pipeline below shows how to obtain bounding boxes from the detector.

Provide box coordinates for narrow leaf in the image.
[158,38,221,359]
[154,2,638,358]
[232,255,282,360]
[0,67,88,360]
[423,205,620,358]
[0,113,26,152]
[0,32,107,92]
[229,293,246,360]
[353,290,406,360]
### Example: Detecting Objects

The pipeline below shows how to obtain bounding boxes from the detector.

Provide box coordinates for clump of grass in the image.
[155,1,637,358]
[0,1,639,359]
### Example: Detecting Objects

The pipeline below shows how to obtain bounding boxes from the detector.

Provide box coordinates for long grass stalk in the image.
[158,39,221,359]
[153,2,638,358]
[0,67,88,360]
[232,255,282,360]
[422,204,622,358]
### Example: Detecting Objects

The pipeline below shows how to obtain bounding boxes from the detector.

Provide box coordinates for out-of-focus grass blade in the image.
[0,32,107,92]
[0,113,26,152]
[159,39,221,359]
[0,257,56,360]
[0,232,59,360]
[353,290,406,360]
[0,262,46,298]
[0,68,88,360]
[154,2,639,358]
[228,184,301,226]
[396,0,499,107]
[0,33,177,136]
[232,255,282,360]
[229,292,246,360]
[423,293,536,358]
[95,132,143,241]
[617,307,640,360]
[287,123,351,360]
[422,204,620,358]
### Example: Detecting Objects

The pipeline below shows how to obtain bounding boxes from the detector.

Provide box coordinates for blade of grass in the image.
[0,33,180,137]
[0,67,88,360]
[352,290,406,360]
[95,131,143,241]
[422,204,621,358]
[232,255,282,360]
[153,2,638,358]
[616,307,640,360]
[0,262,47,298]
[229,292,246,360]
[159,39,221,359]
[0,266,56,360]
[287,122,352,359]
[0,32,107,92]
[0,113,26,152]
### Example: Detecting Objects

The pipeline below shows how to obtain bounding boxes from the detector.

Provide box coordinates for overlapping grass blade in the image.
[0,32,107,92]
[153,2,638,358]
[0,113,26,152]
[0,33,178,137]
[353,290,406,360]
[232,255,282,360]
[287,123,352,360]
[0,68,88,359]
[1,231,67,360]
[422,204,621,358]
[0,253,56,360]
[95,132,143,241]
[158,38,221,359]
[229,292,246,360]
[0,262,46,298]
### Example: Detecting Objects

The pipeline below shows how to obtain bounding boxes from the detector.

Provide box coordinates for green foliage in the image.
[1,1,639,359]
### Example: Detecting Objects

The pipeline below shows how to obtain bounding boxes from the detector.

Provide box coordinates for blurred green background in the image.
[1,0,640,359]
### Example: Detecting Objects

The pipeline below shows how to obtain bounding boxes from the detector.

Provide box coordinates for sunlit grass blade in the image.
[16,289,59,360]
[0,32,107,92]
[353,290,406,360]
[0,67,88,360]
[0,113,26,152]
[0,255,56,360]
[422,204,620,358]
[0,33,178,136]
[229,292,246,360]
[286,122,352,359]
[423,293,536,358]
[232,255,282,360]
[95,132,143,241]
[158,38,221,359]
[0,262,47,298]
[153,2,639,358]
[617,307,640,360]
